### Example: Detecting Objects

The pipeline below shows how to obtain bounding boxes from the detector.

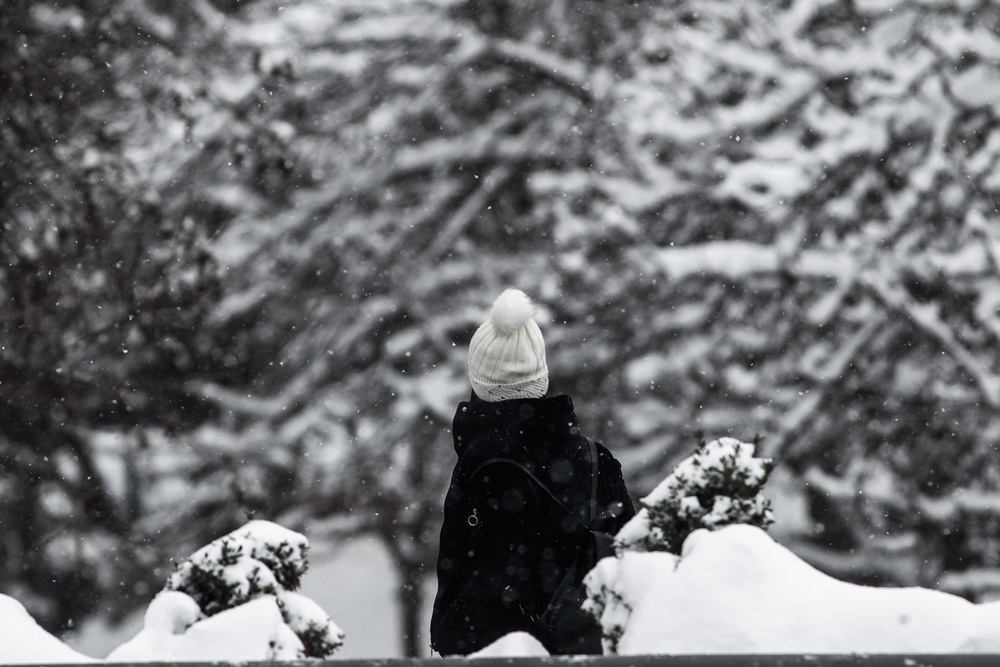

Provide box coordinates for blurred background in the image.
[2,0,1000,658]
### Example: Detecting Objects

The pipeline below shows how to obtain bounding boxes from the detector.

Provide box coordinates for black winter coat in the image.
[429,394,635,656]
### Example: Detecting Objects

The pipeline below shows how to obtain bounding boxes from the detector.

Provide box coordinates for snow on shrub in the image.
[614,435,774,554]
[166,520,304,611]
[144,520,343,659]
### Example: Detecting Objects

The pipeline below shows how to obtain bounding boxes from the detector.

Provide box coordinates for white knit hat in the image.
[468,289,549,402]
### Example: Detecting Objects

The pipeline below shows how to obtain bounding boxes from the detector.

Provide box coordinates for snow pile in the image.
[585,524,1000,655]
[615,436,774,554]
[107,593,300,661]
[0,594,96,664]
[109,520,343,660]
[469,632,549,658]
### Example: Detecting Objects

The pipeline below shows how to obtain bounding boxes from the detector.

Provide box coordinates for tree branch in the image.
[862,269,1000,409]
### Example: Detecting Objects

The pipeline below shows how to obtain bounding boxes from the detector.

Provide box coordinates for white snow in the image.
[585,525,1000,655]
[10,524,1000,661]
[279,590,342,647]
[107,593,303,661]
[470,632,549,658]
[0,595,96,664]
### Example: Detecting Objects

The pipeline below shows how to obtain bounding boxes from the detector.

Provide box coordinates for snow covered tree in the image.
[556,0,1000,600]
[0,0,285,633]
[615,436,775,555]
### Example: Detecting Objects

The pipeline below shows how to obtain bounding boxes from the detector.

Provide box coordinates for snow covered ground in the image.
[10,524,1000,662]
[0,595,95,664]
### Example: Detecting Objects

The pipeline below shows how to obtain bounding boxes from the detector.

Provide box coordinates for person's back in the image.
[430,289,635,655]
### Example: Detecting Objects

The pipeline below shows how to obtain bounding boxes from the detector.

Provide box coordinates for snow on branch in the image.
[190,359,328,419]
[917,488,1000,523]
[327,5,461,46]
[636,240,995,284]
[633,241,853,283]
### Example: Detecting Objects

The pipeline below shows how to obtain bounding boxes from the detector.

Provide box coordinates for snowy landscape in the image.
[3,0,1000,662]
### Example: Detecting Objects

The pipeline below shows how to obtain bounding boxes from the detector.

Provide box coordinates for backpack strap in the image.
[587,437,598,527]
[468,438,600,533]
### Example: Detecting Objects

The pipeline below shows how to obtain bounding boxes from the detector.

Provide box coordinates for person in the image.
[429,288,635,656]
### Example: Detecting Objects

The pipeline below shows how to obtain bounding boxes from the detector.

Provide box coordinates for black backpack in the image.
[468,438,614,654]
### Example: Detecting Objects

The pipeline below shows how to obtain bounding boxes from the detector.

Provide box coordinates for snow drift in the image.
[585,524,1000,655]
[0,595,96,664]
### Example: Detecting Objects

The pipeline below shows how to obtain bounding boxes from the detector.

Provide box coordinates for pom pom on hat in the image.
[489,288,536,335]
[468,289,549,402]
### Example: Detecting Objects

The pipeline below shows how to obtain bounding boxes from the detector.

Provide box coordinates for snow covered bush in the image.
[583,436,774,653]
[166,520,306,613]
[110,520,343,660]
[615,435,774,554]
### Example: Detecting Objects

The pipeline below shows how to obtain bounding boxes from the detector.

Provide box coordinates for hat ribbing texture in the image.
[468,289,549,402]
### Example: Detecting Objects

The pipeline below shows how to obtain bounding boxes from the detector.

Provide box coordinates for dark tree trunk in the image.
[397,560,426,658]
